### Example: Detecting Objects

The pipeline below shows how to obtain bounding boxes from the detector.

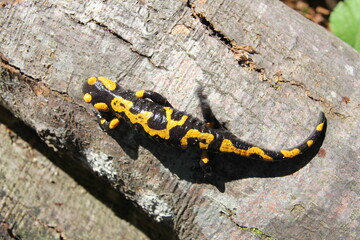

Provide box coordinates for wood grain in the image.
[0,0,359,239]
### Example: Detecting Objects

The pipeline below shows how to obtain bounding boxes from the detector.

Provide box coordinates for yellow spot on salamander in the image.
[94,102,110,112]
[307,140,314,147]
[100,118,106,125]
[201,151,210,164]
[219,139,273,161]
[135,90,145,98]
[109,118,120,129]
[111,97,188,139]
[87,77,97,85]
[316,122,324,131]
[280,148,301,158]
[180,129,214,149]
[98,76,117,91]
[83,93,92,103]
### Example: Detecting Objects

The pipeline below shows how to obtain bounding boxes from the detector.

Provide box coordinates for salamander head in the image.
[82,76,119,104]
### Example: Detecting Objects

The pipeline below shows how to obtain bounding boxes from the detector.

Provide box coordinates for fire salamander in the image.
[83,76,326,168]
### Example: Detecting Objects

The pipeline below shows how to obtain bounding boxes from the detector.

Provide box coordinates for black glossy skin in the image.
[83,77,326,163]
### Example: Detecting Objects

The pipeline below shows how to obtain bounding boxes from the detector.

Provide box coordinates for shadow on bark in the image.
[104,113,327,192]
[0,106,179,240]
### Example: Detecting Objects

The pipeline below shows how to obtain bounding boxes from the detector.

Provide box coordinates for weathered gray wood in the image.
[0,107,150,240]
[0,0,359,239]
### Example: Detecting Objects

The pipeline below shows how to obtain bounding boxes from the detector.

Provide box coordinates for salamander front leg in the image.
[92,109,121,132]
[135,90,173,108]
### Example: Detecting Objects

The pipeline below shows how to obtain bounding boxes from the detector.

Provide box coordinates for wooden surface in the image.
[0,107,150,240]
[0,0,359,239]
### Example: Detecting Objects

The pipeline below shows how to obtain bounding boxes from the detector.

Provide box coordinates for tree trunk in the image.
[0,0,359,239]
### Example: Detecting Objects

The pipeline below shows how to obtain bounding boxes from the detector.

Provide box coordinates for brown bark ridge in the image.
[0,0,359,239]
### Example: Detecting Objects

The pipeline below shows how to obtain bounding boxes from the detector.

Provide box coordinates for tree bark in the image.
[0,107,150,240]
[0,0,359,239]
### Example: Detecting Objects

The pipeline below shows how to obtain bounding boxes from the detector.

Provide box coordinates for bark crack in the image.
[0,53,40,83]
[184,1,347,119]
[0,53,72,101]
[185,1,260,71]
[220,207,277,240]
[65,13,167,70]
[273,76,348,119]
[0,221,22,240]
[87,18,133,46]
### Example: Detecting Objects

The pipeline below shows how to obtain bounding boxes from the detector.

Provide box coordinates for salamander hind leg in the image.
[135,90,173,108]
[194,86,228,173]
[196,86,226,130]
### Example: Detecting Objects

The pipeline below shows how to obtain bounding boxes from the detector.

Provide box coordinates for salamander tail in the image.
[218,112,326,161]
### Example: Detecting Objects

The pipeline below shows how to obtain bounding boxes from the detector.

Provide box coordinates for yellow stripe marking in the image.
[316,122,324,131]
[111,97,188,139]
[94,102,109,112]
[280,148,301,158]
[180,129,214,149]
[307,140,314,147]
[135,90,145,98]
[87,76,117,91]
[98,76,117,90]
[83,93,92,103]
[219,139,273,161]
